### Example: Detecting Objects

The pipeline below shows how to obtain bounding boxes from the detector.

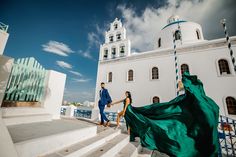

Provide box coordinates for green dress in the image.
[124,73,219,157]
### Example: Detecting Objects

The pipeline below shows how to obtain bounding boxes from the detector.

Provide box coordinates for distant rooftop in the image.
[0,22,8,32]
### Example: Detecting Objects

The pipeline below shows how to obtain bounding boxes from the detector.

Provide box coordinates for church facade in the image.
[95,16,236,119]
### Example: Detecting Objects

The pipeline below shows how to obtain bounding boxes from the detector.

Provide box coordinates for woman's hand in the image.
[121,111,125,116]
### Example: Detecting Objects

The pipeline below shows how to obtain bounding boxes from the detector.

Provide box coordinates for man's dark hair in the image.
[101,82,105,85]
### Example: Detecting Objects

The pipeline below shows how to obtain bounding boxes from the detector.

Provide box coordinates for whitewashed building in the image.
[95,16,236,119]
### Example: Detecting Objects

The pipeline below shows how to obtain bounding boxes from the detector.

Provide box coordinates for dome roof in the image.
[162,15,186,30]
[167,15,181,24]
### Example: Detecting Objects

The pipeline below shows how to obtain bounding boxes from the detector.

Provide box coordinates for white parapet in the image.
[0,29,9,55]
[0,55,14,106]
[43,70,66,119]
[65,105,77,117]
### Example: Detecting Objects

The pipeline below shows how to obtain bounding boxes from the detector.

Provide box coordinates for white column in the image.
[42,70,66,119]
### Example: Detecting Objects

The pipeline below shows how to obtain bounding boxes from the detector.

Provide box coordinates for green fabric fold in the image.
[124,73,219,157]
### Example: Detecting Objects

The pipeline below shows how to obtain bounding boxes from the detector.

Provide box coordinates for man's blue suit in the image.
[98,88,112,123]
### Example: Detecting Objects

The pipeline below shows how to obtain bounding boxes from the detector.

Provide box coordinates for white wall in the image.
[0,56,18,157]
[43,70,66,119]
[0,55,14,106]
[0,30,9,55]
[95,38,236,120]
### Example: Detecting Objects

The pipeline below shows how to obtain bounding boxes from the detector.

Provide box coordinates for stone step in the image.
[7,119,97,157]
[82,133,130,157]
[115,142,139,157]
[1,107,48,117]
[115,138,153,157]
[3,113,52,126]
[2,107,52,126]
[42,127,121,157]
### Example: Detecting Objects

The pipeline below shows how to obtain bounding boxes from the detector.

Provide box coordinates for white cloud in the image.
[72,78,91,83]
[69,70,83,77]
[117,0,236,52]
[78,50,94,60]
[56,61,72,69]
[42,40,74,56]
[78,24,105,60]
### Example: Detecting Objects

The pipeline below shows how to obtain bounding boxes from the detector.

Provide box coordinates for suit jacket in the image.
[98,88,112,106]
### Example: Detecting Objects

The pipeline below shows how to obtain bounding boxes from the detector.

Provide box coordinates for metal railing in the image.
[4,57,47,102]
[218,115,236,157]
[74,109,92,119]
[105,112,125,123]
[0,22,8,32]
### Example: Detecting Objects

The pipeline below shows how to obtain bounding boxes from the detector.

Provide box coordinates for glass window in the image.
[153,96,160,103]
[128,70,133,81]
[152,67,159,79]
[226,97,236,115]
[218,59,230,75]
[108,72,112,82]
[158,38,161,48]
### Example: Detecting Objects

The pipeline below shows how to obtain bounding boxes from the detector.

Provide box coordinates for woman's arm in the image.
[122,98,130,116]
[110,99,123,106]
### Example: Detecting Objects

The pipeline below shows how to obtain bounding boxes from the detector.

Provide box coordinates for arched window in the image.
[109,35,114,42]
[114,23,118,29]
[111,47,116,58]
[226,97,236,115]
[181,64,189,74]
[153,96,160,103]
[152,67,159,79]
[174,30,181,40]
[218,59,230,75]
[108,72,112,82]
[120,45,125,57]
[103,49,108,59]
[128,70,134,81]
[196,29,201,40]
[158,38,161,48]
[116,33,121,40]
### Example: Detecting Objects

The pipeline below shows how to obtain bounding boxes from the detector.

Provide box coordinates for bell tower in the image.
[0,22,9,55]
[99,18,131,60]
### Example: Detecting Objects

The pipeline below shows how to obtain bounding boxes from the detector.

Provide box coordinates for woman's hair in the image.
[125,91,132,104]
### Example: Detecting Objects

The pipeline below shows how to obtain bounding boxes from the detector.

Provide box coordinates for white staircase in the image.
[41,121,157,157]
[7,119,97,157]
[7,118,168,157]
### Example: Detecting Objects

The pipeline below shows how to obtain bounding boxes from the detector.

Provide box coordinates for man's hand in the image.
[107,103,111,108]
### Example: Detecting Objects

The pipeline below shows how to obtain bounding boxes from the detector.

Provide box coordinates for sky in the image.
[1,0,236,102]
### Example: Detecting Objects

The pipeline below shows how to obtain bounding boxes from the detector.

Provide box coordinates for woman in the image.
[113,72,219,157]
[110,91,132,131]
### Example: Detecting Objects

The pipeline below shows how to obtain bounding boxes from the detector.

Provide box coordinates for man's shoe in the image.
[105,121,110,127]
[97,122,104,126]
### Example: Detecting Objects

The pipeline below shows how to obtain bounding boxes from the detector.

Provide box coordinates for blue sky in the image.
[1,0,236,102]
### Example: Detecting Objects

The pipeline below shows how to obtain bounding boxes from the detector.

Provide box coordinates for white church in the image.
[95,16,236,119]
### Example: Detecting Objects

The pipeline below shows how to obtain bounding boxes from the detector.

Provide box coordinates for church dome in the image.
[155,16,205,49]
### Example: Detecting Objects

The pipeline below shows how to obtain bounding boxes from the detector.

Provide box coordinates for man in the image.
[98,82,112,127]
